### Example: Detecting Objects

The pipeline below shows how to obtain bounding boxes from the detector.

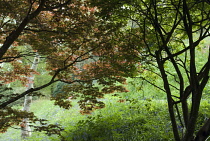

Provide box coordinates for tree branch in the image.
[0,0,46,59]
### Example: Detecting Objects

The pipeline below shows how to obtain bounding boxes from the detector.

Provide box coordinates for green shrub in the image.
[2,98,210,141]
[62,99,174,141]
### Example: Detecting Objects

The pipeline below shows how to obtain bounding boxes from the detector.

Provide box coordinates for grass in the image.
[0,98,85,141]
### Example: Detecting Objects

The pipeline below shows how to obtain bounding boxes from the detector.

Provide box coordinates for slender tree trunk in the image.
[21,53,39,139]
[156,52,181,141]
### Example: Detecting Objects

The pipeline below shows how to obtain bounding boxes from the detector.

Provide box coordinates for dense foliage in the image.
[1,0,210,140]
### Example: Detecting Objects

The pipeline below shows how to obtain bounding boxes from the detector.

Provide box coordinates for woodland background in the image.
[1,0,210,141]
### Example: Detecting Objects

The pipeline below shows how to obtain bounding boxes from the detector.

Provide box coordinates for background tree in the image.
[21,53,39,139]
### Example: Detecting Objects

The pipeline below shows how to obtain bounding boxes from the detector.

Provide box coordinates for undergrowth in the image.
[1,97,210,141]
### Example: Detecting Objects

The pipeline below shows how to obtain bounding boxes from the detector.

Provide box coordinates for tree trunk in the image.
[194,118,210,141]
[21,53,39,139]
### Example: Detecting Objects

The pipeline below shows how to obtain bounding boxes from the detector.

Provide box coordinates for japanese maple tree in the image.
[0,0,137,137]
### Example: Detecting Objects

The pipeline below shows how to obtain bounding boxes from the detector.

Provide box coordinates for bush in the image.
[62,99,174,141]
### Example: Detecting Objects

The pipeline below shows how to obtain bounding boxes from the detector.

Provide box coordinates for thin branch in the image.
[0,79,59,108]
[134,76,166,92]
[174,102,184,128]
